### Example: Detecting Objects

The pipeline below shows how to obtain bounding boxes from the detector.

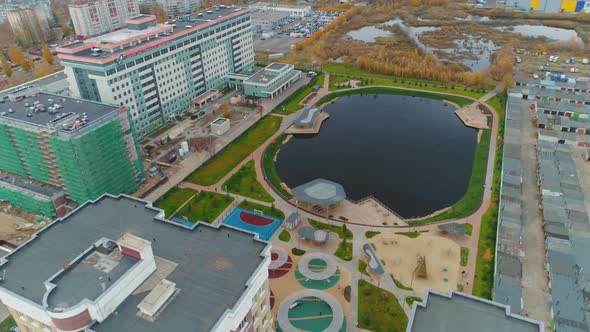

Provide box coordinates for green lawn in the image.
[335,241,352,261]
[222,160,274,203]
[397,231,422,238]
[473,91,506,299]
[365,231,380,239]
[153,187,197,218]
[262,134,293,199]
[323,64,487,99]
[316,86,474,109]
[359,259,370,277]
[279,229,291,242]
[405,296,423,308]
[274,73,324,115]
[292,247,306,256]
[460,247,469,267]
[187,116,282,185]
[410,127,490,225]
[391,274,413,291]
[463,223,473,236]
[0,316,15,332]
[308,219,353,240]
[358,279,408,332]
[176,191,234,223]
[238,200,285,219]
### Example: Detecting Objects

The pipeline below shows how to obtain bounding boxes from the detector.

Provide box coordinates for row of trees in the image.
[0,44,55,78]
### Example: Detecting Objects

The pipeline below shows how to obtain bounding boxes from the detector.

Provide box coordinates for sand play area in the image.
[369,232,461,294]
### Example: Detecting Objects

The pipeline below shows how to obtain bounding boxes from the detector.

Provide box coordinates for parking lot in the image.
[253,10,340,54]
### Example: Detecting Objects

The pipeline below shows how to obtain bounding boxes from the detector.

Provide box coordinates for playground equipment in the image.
[415,255,428,279]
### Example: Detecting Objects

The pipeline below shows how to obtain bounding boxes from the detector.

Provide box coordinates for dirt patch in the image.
[188,136,217,152]
[483,247,494,261]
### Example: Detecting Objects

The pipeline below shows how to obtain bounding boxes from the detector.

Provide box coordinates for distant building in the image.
[69,0,141,37]
[249,2,312,18]
[149,0,203,17]
[506,0,590,13]
[0,87,144,215]
[0,0,51,24]
[251,11,290,32]
[6,6,53,45]
[407,290,544,332]
[57,7,254,137]
[0,194,272,332]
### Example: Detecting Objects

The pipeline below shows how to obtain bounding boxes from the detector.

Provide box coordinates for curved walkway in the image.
[298,252,338,281]
[276,289,344,332]
[269,246,289,270]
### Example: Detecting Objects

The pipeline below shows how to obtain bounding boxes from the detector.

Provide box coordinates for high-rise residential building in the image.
[6,6,53,45]
[145,0,203,17]
[0,86,144,217]
[57,6,254,136]
[69,0,141,37]
[0,194,273,332]
[0,0,51,24]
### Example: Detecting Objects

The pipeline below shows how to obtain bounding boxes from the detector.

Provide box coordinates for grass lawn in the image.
[238,200,285,219]
[460,247,469,267]
[222,160,274,203]
[0,316,15,332]
[405,296,423,308]
[410,127,490,225]
[323,64,487,99]
[278,229,291,242]
[359,259,370,277]
[397,231,422,238]
[335,241,352,261]
[365,231,380,239]
[292,247,306,256]
[262,134,293,199]
[153,187,197,218]
[473,91,505,299]
[391,274,413,291]
[463,223,473,236]
[274,73,324,115]
[358,279,408,332]
[187,116,282,185]
[316,86,474,108]
[176,191,234,223]
[308,219,353,240]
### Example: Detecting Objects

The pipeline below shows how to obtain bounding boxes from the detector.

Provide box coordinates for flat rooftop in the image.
[268,63,289,71]
[0,91,119,130]
[59,6,249,62]
[409,291,543,332]
[0,195,268,332]
[0,170,63,198]
[251,11,290,20]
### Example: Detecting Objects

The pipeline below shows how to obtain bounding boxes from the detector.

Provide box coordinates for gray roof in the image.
[0,195,268,332]
[0,92,119,130]
[292,178,346,207]
[0,170,63,198]
[408,290,543,332]
[285,212,299,226]
[294,107,320,127]
[298,226,328,244]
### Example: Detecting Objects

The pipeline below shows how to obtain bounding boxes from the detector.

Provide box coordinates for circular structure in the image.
[240,211,274,226]
[298,226,329,245]
[277,289,345,332]
[292,179,346,207]
[298,252,337,281]
[275,93,477,218]
[269,247,289,269]
[269,246,293,279]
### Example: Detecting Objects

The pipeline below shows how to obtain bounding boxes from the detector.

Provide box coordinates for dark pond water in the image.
[275,94,478,218]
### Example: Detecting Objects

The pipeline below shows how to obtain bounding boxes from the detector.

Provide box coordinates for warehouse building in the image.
[0,194,273,332]
[57,6,254,136]
[249,2,312,18]
[0,87,144,217]
[507,0,590,13]
[251,11,290,32]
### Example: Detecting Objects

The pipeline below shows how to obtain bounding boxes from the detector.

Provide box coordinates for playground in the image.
[221,207,282,241]
[369,232,461,294]
[276,292,347,332]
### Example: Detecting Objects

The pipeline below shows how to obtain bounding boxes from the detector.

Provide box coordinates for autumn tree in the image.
[153,5,166,23]
[222,101,230,118]
[8,44,25,67]
[35,64,54,78]
[0,54,12,77]
[41,44,54,64]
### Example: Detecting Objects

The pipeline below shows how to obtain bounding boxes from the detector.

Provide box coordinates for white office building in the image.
[69,0,141,37]
[249,2,312,18]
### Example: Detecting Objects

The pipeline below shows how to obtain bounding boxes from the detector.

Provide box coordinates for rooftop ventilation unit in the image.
[137,279,176,317]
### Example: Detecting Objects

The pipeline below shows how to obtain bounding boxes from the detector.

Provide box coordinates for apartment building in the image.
[69,0,141,37]
[0,194,273,332]
[57,6,254,136]
[0,86,144,216]
[146,0,203,17]
[6,6,53,45]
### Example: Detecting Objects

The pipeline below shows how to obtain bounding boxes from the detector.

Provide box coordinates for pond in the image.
[497,25,580,42]
[346,26,393,43]
[275,94,478,218]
